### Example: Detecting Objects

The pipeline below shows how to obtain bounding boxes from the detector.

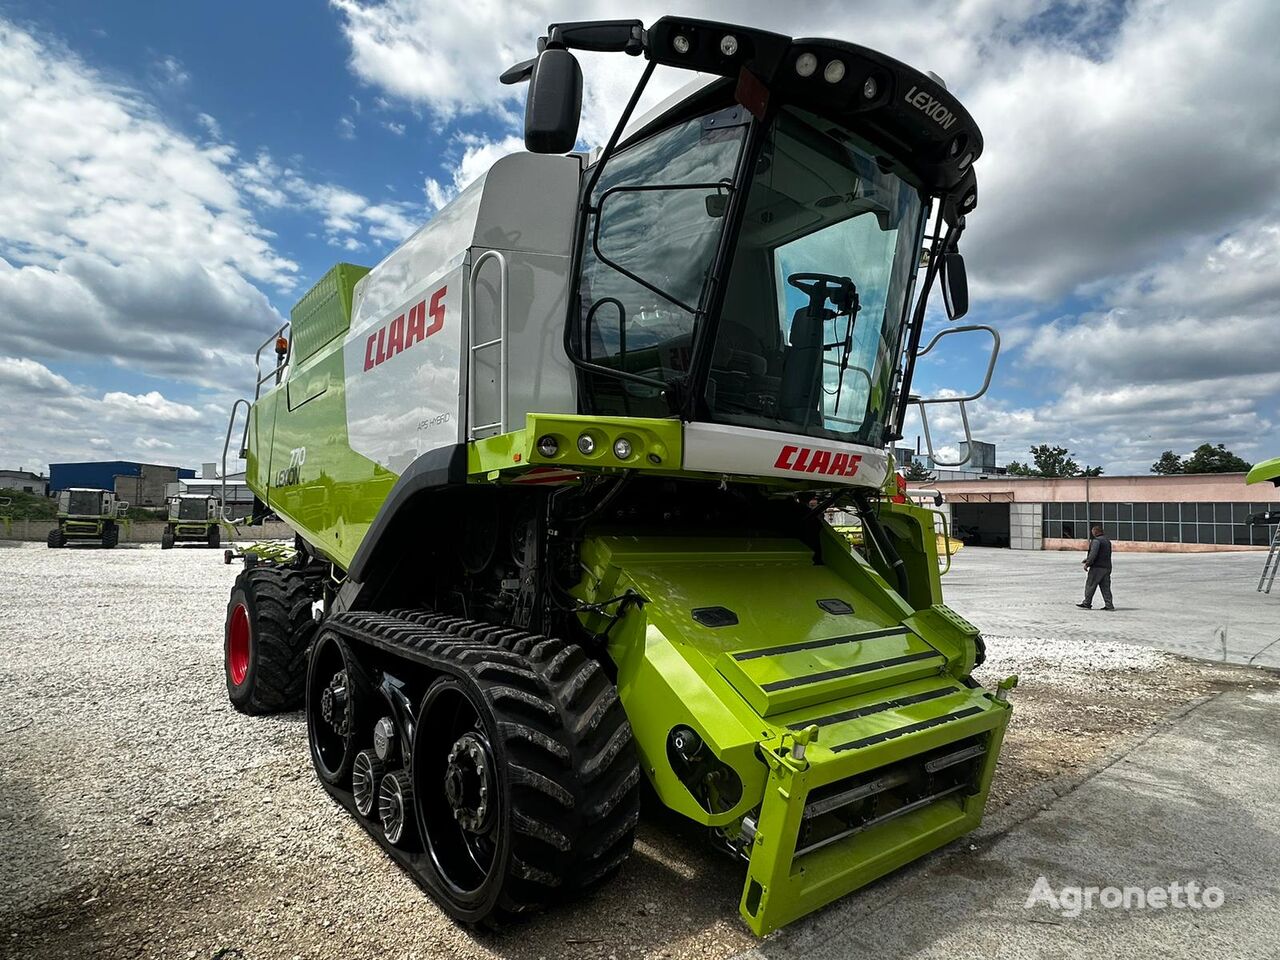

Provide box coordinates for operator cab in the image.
[170,494,218,522]
[514,17,981,462]
[60,488,115,518]
[578,96,925,449]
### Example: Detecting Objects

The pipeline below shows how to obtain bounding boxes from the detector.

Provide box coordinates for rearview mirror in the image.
[524,48,582,153]
[941,251,969,320]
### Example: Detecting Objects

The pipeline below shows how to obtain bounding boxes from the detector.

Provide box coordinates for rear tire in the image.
[161,529,175,550]
[101,522,118,549]
[46,528,65,549]
[207,525,221,548]
[225,567,317,714]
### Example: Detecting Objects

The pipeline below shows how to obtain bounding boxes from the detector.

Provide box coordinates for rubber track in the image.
[324,608,641,922]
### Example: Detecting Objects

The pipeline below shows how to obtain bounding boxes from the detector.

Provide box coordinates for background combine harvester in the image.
[220,16,1013,935]
[162,493,223,550]
[46,488,127,549]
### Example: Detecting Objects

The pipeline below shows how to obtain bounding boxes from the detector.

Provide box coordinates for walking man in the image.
[1077,524,1115,610]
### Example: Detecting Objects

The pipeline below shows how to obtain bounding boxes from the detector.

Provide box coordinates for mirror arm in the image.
[890,212,953,438]
[546,20,645,55]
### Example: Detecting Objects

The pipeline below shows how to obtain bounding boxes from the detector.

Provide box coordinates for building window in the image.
[1041,500,1280,545]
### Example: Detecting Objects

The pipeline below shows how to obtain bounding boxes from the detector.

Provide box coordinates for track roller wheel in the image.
[379,769,415,846]
[306,631,372,786]
[224,567,317,714]
[352,749,386,817]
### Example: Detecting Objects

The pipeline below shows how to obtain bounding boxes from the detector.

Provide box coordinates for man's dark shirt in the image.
[1086,534,1112,570]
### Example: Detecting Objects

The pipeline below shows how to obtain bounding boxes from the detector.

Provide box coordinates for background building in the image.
[0,469,48,495]
[932,473,1280,552]
[48,461,195,508]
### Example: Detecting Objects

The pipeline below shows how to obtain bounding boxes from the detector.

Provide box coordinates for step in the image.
[716,625,947,717]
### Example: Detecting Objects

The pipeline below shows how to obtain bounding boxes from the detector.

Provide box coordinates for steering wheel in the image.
[787,273,858,314]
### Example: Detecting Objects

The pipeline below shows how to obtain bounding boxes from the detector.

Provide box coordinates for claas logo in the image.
[774,444,862,477]
[363,284,447,371]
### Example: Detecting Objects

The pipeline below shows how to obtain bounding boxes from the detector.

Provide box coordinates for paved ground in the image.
[1,541,1277,960]
[942,547,1280,667]
[736,688,1280,960]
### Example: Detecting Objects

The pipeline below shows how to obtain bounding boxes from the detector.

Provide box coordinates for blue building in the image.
[48,461,195,507]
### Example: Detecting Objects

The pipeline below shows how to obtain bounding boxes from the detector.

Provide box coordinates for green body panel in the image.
[61,518,106,536]
[247,329,398,570]
[1246,456,1280,487]
[469,414,684,478]
[289,263,370,364]
[572,524,1010,934]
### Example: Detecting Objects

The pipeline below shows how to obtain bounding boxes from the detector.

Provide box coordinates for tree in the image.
[1182,443,1251,474]
[903,460,933,482]
[1150,450,1184,475]
[1005,444,1103,478]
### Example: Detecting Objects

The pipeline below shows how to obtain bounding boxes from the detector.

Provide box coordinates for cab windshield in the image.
[68,491,101,515]
[710,108,924,446]
[178,498,207,520]
[575,103,924,441]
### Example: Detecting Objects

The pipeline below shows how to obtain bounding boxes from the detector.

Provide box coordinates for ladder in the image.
[1259,520,1280,594]
[467,250,509,439]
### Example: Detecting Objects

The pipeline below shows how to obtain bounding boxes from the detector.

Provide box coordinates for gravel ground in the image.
[1,541,1275,960]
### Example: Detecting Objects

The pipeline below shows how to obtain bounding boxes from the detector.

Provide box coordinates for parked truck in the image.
[221,16,1011,935]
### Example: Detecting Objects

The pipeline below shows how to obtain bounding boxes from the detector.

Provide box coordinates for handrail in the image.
[924,506,956,576]
[912,324,1000,467]
[467,249,509,439]
[253,323,291,400]
[221,398,251,521]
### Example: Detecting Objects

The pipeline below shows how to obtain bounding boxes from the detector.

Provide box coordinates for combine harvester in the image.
[162,493,223,549]
[46,488,127,548]
[221,17,1013,934]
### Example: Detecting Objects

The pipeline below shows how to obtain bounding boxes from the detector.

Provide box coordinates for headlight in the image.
[536,435,559,458]
[824,60,846,84]
[719,34,738,56]
[672,34,690,54]
[613,437,633,460]
[795,53,817,77]
[577,433,596,455]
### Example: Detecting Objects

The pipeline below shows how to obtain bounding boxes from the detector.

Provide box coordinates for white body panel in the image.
[681,422,890,488]
[344,262,465,475]
[343,152,582,473]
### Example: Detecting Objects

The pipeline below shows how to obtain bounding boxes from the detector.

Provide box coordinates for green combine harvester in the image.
[162,493,223,549]
[47,488,127,548]
[222,16,1013,935]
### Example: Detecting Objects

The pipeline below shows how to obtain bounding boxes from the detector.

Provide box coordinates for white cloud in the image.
[151,54,189,89]
[424,133,524,209]
[0,22,295,288]
[0,17,427,399]
[0,356,222,472]
[196,111,222,139]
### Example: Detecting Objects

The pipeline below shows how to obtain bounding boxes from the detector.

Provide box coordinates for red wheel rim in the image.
[228,603,251,686]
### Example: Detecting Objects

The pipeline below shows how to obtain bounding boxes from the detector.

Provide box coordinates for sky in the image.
[1,0,1277,477]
